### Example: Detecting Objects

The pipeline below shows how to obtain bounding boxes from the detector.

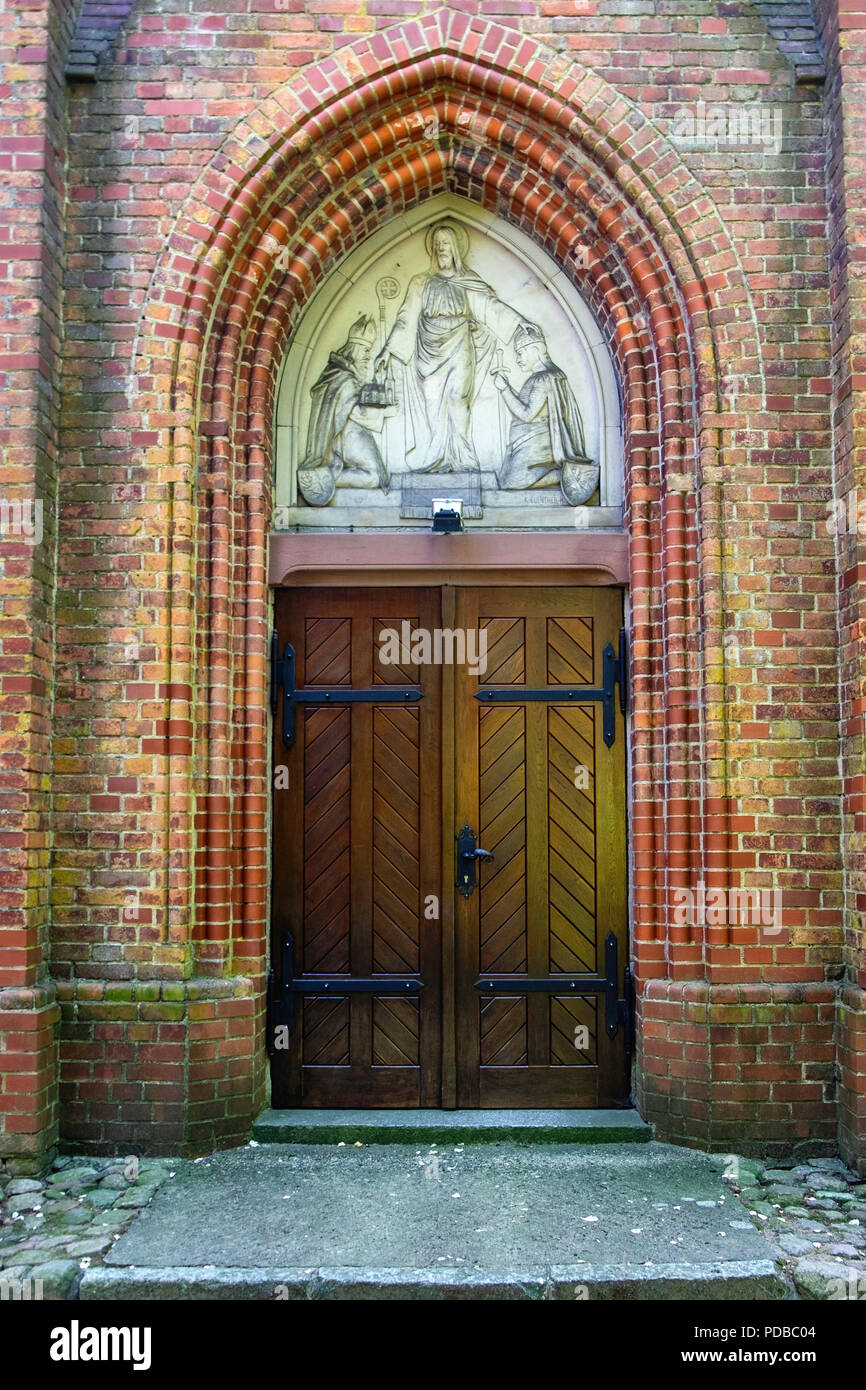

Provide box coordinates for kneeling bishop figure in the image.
[297,313,390,506]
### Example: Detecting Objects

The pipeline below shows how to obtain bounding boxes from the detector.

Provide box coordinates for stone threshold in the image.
[252,1107,653,1145]
[80,1260,784,1301]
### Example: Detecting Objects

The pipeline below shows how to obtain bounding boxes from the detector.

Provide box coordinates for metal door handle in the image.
[456,825,493,897]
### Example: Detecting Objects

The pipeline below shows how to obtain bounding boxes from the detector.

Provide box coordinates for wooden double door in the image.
[270,585,628,1109]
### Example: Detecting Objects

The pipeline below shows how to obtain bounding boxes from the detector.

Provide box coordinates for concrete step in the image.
[252,1107,653,1145]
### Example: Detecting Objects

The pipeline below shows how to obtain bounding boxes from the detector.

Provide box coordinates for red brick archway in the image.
[128,9,793,1150]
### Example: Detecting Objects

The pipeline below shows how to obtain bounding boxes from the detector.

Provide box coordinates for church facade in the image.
[2,0,865,1173]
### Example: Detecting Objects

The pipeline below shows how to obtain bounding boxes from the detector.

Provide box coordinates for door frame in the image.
[268,531,631,1108]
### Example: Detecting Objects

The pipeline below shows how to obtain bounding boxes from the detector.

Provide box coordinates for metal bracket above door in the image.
[474,628,628,747]
[473,931,630,1040]
[270,631,423,748]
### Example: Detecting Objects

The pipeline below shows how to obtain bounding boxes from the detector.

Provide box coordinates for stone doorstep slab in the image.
[81,1262,783,1301]
[252,1107,653,1145]
[80,1261,785,1301]
[95,1141,774,1294]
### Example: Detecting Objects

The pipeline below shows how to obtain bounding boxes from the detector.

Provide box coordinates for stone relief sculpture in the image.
[494,323,599,505]
[288,215,610,522]
[296,313,391,506]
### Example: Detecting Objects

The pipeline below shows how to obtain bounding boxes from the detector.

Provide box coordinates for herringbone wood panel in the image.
[550,995,597,1066]
[302,706,350,973]
[479,706,527,975]
[547,616,594,685]
[373,997,420,1066]
[480,995,528,1066]
[304,616,351,684]
[373,705,420,974]
[480,617,525,684]
[302,996,349,1066]
[548,706,596,974]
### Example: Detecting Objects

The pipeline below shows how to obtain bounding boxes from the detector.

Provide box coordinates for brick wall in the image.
[0,0,77,1164]
[0,0,863,1166]
[56,979,260,1154]
[636,981,838,1159]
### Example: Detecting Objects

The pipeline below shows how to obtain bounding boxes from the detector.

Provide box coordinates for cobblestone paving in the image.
[0,1155,174,1299]
[725,1155,866,1299]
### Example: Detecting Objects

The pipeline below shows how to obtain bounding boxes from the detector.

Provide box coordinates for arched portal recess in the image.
[130,8,757,1136]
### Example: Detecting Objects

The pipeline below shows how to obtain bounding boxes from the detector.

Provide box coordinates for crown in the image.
[347,313,377,346]
[514,322,545,351]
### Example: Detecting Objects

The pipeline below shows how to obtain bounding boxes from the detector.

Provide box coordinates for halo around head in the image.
[424,219,470,262]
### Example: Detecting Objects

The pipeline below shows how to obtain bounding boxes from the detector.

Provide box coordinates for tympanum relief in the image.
[276,209,621,529]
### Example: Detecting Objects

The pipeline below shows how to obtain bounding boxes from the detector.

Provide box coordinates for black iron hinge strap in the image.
[473,932,629,1039]
[266,930,423,1054]
[474,628,627,747]
[271,632,422,748]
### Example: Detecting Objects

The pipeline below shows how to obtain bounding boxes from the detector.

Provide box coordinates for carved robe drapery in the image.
[300,345,387,490]
[497,363,592,490]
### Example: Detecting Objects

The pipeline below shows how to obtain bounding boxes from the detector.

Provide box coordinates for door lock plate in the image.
[456,824,494,897]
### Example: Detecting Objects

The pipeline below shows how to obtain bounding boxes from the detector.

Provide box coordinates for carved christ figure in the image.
[374,220,526,473]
